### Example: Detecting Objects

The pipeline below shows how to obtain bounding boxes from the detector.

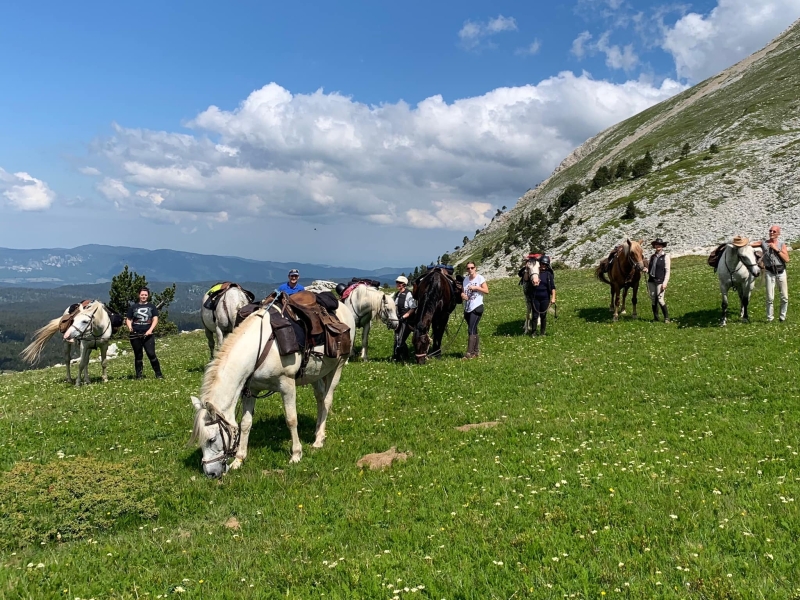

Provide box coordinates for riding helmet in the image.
[335,283,347,297]
[539,255,551,267]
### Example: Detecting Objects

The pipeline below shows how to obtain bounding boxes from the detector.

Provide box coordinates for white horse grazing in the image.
[521,259,541,335]
[22,301,113,385]
[189,301,356,478]
[717,240,761,326]
[343,284,399,360]
[201,285,253,359]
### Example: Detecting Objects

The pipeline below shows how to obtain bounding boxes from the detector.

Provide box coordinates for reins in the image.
[200,413,241,466]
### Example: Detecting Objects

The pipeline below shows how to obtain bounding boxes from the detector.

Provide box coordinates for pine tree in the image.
[108,265,176,335]
[622,199,637,220]
[614,159,630,179]
[680,142,691,159]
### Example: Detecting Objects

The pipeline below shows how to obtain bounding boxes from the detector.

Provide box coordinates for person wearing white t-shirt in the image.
[460,261,489,358]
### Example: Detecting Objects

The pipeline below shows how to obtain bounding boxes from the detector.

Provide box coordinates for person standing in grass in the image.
[646,238,671,323]
[125,287,163,379]
[532,255,556,336]
[392,275,417,361]
[461,262,489,358]
[751,225,790,322]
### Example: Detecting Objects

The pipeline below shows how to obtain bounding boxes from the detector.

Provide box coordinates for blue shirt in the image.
[278,282,305,296]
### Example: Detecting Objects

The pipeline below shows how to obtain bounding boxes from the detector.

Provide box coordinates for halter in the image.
[723,244,758,287]
[70,305,110,346]
[200,413,241,466]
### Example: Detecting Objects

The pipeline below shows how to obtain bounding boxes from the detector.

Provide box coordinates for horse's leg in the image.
[215,324,225,353]
[609,288,615,313]
[612,286,621,321]
[720,283,729,327]
[432,316,447,357]
[631,280,639,319]
[312,365,343,448]
[230,395,256,470]
[64,342,74,383]
[77,345,90,386]
[621,287,629,315]
[204,327,216,359]
[741,284,750,323]
[360,321,370,361]
[279,377,303,463]
[524,296,531,334]
[100,343,108,383]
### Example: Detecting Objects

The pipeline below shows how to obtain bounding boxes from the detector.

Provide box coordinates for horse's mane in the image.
[200,309,262,404]
[189,406,211,445]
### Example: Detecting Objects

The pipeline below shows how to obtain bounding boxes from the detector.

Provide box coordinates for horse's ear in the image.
[191,396,203,411]
[626,238,632,245]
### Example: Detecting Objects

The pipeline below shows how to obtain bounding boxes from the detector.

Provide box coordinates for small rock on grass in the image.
[455,421,500,432]
[224,517,241,530]
[356,447,412,470]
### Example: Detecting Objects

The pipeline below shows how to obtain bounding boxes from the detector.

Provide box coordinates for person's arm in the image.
[779,243,790,263]
[146,316,158,336]
[125,306,134,332]
[550,276,556,304]
[469,278,489,295]
[750,241,762,248]
[126,317,133,331]
[662,255,671,289]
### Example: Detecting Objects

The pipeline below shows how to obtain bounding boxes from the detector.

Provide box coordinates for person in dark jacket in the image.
[532,256,556,336]
[645,238,671,322]
[392,275,417,360]
[125,287,163,379]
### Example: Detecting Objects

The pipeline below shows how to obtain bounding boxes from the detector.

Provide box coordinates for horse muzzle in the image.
[202,461,228,479]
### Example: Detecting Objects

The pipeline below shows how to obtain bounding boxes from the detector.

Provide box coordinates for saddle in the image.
[59,300,92,334]
[707,243,727,271]
[203,282,255,312]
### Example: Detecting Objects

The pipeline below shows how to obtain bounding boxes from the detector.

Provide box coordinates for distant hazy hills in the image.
[0,244,406,287]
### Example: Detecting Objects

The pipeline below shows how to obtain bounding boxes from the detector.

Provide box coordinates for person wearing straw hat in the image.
[277,269,305,297]
[392,275,417,360]
[645,238,671,322]
[750,225,790,322]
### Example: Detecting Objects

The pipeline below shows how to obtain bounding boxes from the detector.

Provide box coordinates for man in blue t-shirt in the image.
[277,269,305,296]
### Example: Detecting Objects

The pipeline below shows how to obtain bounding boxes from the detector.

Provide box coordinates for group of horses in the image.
[22,240,763,477]
[593,238,762,324]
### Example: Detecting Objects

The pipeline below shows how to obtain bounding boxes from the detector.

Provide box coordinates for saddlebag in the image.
[270,309,301,356]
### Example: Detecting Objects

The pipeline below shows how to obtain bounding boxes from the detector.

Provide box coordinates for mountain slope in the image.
[454,19,800,274]
[0,245,406,287]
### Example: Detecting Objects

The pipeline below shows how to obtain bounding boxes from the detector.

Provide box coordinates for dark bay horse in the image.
[595,239,645,321]
[412,268,460,364]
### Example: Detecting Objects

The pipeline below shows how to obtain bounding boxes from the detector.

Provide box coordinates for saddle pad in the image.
[316,291,340,312]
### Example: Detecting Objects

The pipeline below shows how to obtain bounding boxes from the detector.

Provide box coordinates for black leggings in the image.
[533,295,550,331]
[130,334,160,372]
[464,305,484,335]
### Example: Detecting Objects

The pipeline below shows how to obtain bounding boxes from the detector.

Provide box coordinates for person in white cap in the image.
[646,238,671,322]
[277,269,305,296]
[392,275,417,360]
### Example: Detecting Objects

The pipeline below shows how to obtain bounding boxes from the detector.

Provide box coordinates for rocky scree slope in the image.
[453,19,800,277]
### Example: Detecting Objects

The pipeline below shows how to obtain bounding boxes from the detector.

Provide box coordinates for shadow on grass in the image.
[186,364,207,374]
[248,413,319,454]
[577,307,614,323]
[679,308,723,328]
[494,319,527,336]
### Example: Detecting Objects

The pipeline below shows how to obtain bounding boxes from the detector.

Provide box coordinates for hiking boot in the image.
[135,360,144,379]
[463,335,478,359]
[661,304,670,323]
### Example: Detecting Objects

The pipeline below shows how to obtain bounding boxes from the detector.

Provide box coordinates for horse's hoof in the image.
[613,316,619,322]
[312,440,325,449]
[620,310,627,315]
[720,322,727,327]
[742,318,749,324]
[229,458,243,470]
[102,377,108,383]
[289,452,303,464]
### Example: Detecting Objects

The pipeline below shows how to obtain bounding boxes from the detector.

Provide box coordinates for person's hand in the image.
[461,292,468,301]
[660,284,666,292]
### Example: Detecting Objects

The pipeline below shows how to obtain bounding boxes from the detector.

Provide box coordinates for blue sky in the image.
[1,0,798,268]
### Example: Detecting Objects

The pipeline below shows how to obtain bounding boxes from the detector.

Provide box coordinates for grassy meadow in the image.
[1,256,799,599]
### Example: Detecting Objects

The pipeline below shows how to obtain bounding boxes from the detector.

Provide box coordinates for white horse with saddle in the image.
[190,291,356,478]
[340,282,399,360]
[22,300,117,385]
[716,235,761,326]
[201,282,255,359]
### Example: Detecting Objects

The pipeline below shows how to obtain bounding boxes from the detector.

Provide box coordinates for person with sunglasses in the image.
[460,262,489,358]
[751,225,790,322]
[278,269,305,297]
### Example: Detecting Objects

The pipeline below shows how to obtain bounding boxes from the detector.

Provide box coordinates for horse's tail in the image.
[595,261,611,286]
[21,316,63,364]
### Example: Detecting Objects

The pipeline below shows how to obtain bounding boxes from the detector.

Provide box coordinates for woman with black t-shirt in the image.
[125,287,163,379]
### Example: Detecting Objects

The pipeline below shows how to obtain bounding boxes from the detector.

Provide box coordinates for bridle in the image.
[200,413,240,467]
[723,245,758,288]
[69,305,109,346]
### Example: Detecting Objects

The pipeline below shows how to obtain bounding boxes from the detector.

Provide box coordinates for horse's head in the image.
[526,259,540,285]
[190,396,236,478]
[737,244,761,277]
[63,303,98,341]
[627,239,646,272]
[379,292,399,330]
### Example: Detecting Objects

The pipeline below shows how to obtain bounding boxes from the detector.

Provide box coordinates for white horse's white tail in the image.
[21,316,63,364]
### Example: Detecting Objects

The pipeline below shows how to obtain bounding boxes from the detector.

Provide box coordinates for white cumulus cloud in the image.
[459,14,518,50]
[0,168,56,211]
[661,0,800,82]
[516,40,542,56]
[92,75,684,231]
[572,30,638,71]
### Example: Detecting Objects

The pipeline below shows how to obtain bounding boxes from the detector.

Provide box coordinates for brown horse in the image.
[412,268,460,364]
[595,239,646,321]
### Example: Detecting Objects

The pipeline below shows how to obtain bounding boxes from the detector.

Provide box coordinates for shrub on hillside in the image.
[557,183,587,211]
[590,165,613,191]
[631,151,654,179]
[614,159,630,179]
[622,199,638,220]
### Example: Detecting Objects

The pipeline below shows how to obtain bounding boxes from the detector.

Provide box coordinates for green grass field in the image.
[1,257,799,599]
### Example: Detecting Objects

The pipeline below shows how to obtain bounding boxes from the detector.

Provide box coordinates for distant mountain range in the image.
[0,245,407,288]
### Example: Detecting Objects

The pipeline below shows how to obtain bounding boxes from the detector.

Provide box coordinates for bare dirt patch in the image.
[356,447,412,470]
[455,421,500,432]
[224,517,241,530]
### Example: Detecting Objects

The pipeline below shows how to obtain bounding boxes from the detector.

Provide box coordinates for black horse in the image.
[412,268,461,364]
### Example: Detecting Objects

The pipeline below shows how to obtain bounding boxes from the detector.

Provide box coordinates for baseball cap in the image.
[395,276,409,284]
[288,269,300,276]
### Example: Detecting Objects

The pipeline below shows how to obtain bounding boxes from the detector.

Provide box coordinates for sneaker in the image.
[663,319,671,324]
[155,374,164,379]
[767,318,774,323]
[779,317,786,322]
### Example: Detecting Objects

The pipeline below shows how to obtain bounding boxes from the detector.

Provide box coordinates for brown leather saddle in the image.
[58,300,92,334]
